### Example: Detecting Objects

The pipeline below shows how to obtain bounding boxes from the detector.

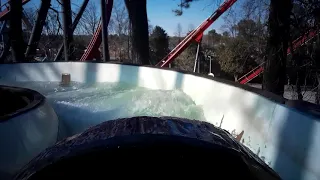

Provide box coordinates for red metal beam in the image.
[287,29,317,55]
[80,0,113,61]
[80,22,102,61]
[239,65,264,84]
[0,0,30,21]
[238,29,319,84]
[156,0,237,67]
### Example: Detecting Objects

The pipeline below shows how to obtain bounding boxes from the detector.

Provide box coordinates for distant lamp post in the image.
[207,55,214,77]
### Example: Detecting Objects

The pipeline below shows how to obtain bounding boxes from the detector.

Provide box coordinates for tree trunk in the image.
[263,0,292,96]
[61,0,74,61]
[25,0,51,61]
[125,0,150,65]
[100,0,112,62]
[9,0,26,62]
[128,21,132,61]
[295,52,304,100]
[296,75,303,100]
[54,0,89,61]
[316,73,320,104]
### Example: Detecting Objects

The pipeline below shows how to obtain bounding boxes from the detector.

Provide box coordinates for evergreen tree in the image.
[149,26,169,65]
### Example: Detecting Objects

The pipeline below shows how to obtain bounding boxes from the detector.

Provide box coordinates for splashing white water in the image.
[2,82,205,138]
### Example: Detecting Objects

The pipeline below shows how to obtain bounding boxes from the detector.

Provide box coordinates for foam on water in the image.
[1,81,205,139]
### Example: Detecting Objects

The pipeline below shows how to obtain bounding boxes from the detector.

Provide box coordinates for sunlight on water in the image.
[1,82,205,138]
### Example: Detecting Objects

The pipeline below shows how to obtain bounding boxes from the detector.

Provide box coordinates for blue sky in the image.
[22,0,237,36]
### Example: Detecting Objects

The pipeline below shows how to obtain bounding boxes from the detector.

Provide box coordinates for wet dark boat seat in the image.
[0,86,44,121]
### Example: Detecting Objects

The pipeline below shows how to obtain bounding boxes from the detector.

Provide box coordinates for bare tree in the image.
[241,0,267,20]
[36,9,63,61]
[23,7,37,27]
[220,8,240,38]
[43,9,62,36]
[80,1,100,35]
[112,1,129,35]
[175,23,183,42]
[147,20,154,36]
[10,0,25,61]
[108,1,130,60]
[188,23,195,32]
[25,0,51,61]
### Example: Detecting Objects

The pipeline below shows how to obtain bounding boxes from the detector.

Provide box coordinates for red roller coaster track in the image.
[238,29,318,84]
[156,0,237,67]
[0,0,30,21]
[80,0,113,61]
[80,22,102,61]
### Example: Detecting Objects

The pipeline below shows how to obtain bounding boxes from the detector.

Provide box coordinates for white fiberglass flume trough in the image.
[0,62,319,180]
